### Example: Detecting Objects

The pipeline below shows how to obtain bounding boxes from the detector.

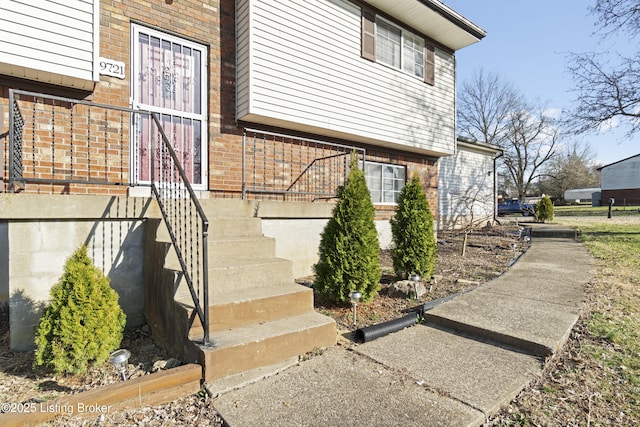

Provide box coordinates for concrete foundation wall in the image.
[1,194,400,350]
[261,219,327,279]
[262,219,394,278]
[1,194,154,351]
[376,221,394,250]
[255,200,395,277]
[0,222,8,303]
[254,201,331,279]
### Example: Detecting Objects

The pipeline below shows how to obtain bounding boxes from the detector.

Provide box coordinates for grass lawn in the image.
[579,222,640,420]
[498,217,640,425]
[554,204,640,217]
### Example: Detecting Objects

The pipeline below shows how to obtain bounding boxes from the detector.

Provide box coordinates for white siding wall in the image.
[0,0,99,90]
[601,155,640,190]
[438,145,496,230]
[236,0,456,156]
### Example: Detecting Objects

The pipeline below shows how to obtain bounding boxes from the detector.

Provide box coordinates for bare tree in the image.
[457,69,519,145]
[538,141,601,200]
[457,69,559,199]
[591,0,640,37]
[566,52,640,135]
[566,0,640,135]
[501,106,559,199]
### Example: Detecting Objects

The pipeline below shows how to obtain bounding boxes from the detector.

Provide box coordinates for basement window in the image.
[364,161,406,204]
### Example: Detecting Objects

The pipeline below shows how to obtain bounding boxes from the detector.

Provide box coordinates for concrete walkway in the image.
[208,225,592,427]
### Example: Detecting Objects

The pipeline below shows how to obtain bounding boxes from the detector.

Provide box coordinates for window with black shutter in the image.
[360,7,435,86]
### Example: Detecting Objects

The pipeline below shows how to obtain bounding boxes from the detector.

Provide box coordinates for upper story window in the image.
[375,19,401,69]
[364,161,406,204]
[402,31,425,79]
[361,7,435,85]
[376,18,424,80]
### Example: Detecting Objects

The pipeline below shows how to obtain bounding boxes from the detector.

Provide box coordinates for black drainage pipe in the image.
[354,313,418,343]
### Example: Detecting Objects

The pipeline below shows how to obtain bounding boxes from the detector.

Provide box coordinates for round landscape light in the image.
[109,349,131,381]
[349,291,362,303]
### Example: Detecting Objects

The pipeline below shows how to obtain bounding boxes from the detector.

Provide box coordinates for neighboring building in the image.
[438,137,502,231]
[598,154,640,205]
[0,0,485,381]
[563,187,601,205]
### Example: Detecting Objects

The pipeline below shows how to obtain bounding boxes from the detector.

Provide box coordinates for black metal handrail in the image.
[150,114,209,345]
[8,89,210,345]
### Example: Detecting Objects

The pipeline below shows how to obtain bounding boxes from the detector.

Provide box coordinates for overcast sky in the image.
[445,0,640,165]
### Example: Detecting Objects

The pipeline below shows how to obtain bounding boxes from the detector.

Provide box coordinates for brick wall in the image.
[364,147,439,221]
[2,1,222,194]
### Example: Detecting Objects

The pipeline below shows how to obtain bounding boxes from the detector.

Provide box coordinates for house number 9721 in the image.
[99,57,125,79]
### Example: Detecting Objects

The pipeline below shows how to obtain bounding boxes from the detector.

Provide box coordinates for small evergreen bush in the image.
[535,196,554,222]
[34,245,126,375]
[390,174,437,279]
[314,153,381,304]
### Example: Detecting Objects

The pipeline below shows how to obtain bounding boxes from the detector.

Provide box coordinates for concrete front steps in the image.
[153,199,336,384]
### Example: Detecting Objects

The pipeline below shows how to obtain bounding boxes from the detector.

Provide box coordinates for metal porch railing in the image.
[8,90,134,191]
[8,89,209,345]
[242,128,365,201]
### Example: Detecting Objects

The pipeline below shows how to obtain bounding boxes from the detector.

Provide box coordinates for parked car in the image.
[498,199,535,216]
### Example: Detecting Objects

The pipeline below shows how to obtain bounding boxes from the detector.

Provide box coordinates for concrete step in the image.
[199,311,336,382]
[199,198,256,218]
[182,283,315,338]
[209,235,277,263]
[159,234,279,270]
[147,200,337,390]
[155,217,264,244]
[171,256,294,304]
[530,225,578,239]
[208,257,294,291]
[164,240,287,282]
[209,217,263,238]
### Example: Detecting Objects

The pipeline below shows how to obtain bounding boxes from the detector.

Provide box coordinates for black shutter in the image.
[361,7,376,62]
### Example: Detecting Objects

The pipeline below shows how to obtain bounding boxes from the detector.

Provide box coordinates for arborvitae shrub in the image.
[535,195,554,222]
[34,245,126,375]
[314,154,381,304]
[390,174,436,280]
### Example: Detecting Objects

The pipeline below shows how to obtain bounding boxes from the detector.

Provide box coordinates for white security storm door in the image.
[132,24,207,187]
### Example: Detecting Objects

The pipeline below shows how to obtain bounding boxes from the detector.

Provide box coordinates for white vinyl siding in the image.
[0,0,99,90]
[236,0,456,157]
[438,144,497,230]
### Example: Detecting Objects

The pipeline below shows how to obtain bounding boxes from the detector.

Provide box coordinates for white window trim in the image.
[364,161,406,205]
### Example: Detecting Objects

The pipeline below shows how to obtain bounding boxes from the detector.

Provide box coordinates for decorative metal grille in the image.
[9,95,24,191]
